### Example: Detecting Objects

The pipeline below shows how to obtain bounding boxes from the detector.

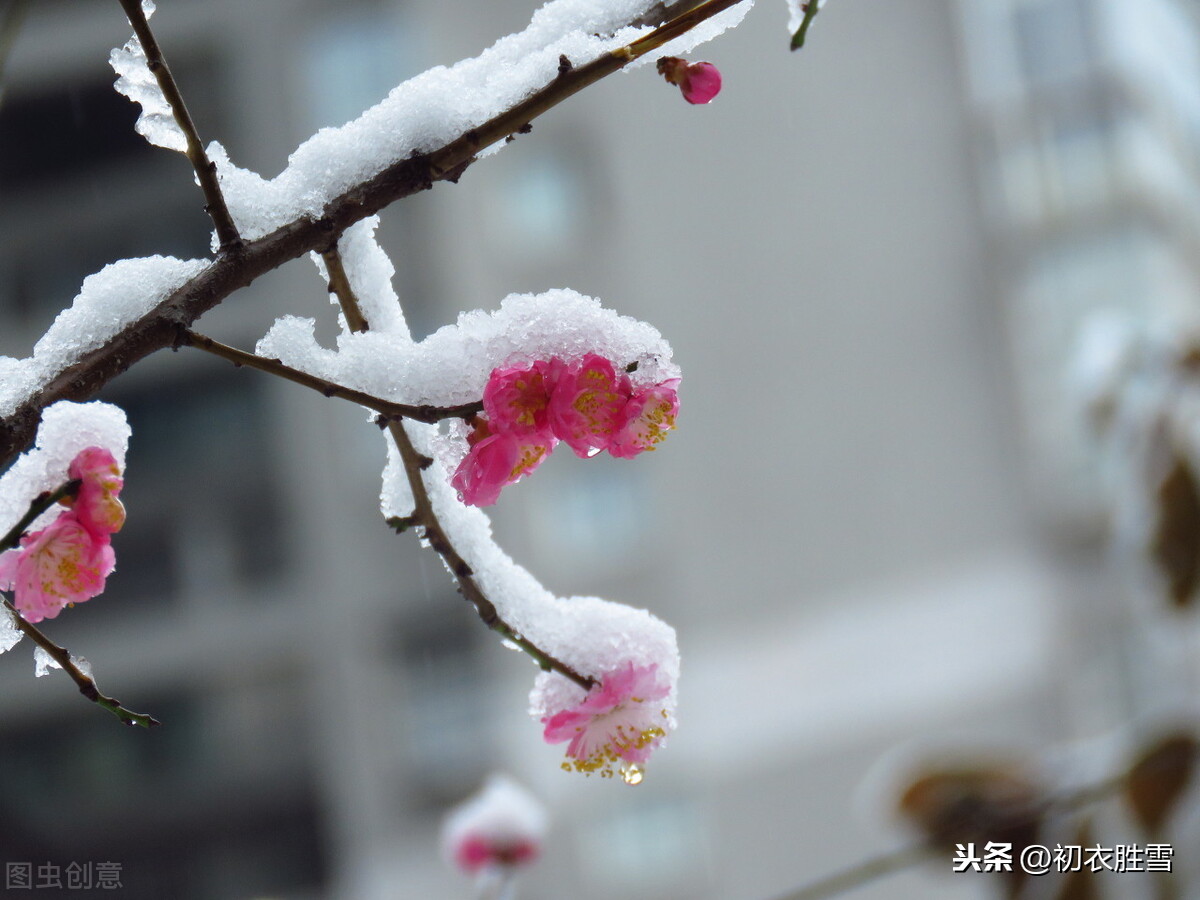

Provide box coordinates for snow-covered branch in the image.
[113,0,241,249]
[0,0,745,468]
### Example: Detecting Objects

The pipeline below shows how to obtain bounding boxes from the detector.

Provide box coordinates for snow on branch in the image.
[0,0,747,470]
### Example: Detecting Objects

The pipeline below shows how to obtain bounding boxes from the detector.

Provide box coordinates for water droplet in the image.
[622,764,644,786]
[586,447,601,458]
[501,639,521,651]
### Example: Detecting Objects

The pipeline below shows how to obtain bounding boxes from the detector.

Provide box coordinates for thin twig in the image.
[2,598,161,728]
[1,482,160,728]
[790,0,822,50]
[0,0,744,469]
[115,0,242,250]
[323,245,371,334]
[770,843,931,900]
[386,419,595,691]
[327,243,596,691]
[179,330,482,424]
[0,480,79,552]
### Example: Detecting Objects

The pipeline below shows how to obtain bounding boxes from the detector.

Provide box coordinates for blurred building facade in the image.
[2,0,1200,898]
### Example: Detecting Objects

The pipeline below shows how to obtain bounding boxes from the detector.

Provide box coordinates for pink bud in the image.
[657,57,722,105]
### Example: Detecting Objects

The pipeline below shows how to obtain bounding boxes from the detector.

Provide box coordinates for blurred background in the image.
[2,0,1200,897]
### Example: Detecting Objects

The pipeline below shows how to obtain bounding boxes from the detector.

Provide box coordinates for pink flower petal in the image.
[451,424,555,507]
[483,360,557,437]
[542,662,672,779]
[609,379,680,458]
[547,354,631,458]
[0,512,115,623]
[67,446,126,536]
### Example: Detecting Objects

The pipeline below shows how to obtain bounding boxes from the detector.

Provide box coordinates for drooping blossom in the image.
[542,661,672,781]
[0,512,115,623]
[450,417,554,507]
[547,353,632,458]
[609,379,681,459]
[0,446,125,623]
[483,360,556,437]
[656,56,723,105]
[66,446,126,535]
[441,775,547,876]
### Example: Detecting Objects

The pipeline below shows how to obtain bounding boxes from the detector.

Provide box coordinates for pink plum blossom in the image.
[66,446,126,535]
[452,833,540,873]
[656,56,723,105]
[451,418,554,507]
[542,661,671,780]
[482,360,556,437]
[441,775,547,877]
[609,379,681,459]
[547,353,632,458]
[0,511,115,623]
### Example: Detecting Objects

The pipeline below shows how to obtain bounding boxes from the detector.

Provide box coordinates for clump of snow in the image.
[258,288,679,410]
[651,2,752,63]
[32,649,90,678]
[393,417,681,728]
[0,257,207,419]
[0,611,21,655]
[33,646,60,678]
[110,0,188,154]
[0,401,130,540]
[210,0,752,242]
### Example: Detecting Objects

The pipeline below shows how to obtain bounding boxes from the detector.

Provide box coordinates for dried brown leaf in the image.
[1151,451,1200,608]
[1124,731,1199,836]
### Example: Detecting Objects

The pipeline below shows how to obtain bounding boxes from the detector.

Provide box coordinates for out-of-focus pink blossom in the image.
[451,419,554,507]
[0,512,115,623]
[542,661,671,780]
[441,775,547,877]
[609,379,681,459]
[656,56,723,104]
[66,446,126,535]
[452,833,540,873]
[483,360,557,437]
[547,353,631,458]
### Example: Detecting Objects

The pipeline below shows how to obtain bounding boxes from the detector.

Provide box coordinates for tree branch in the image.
[1,482,160,728]
[115,0,242,250]
[317,235,595,689]
[0,0,744,469]
[2,598,161,728]
[386,418,596,691]
[179,329,483,423]
[322,244,371,334]
[770,843,931,900]
[790,0,822,50]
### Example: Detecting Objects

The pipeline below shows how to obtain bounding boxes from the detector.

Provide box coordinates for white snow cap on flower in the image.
[0,401,130,539]
[441,774,548,874]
